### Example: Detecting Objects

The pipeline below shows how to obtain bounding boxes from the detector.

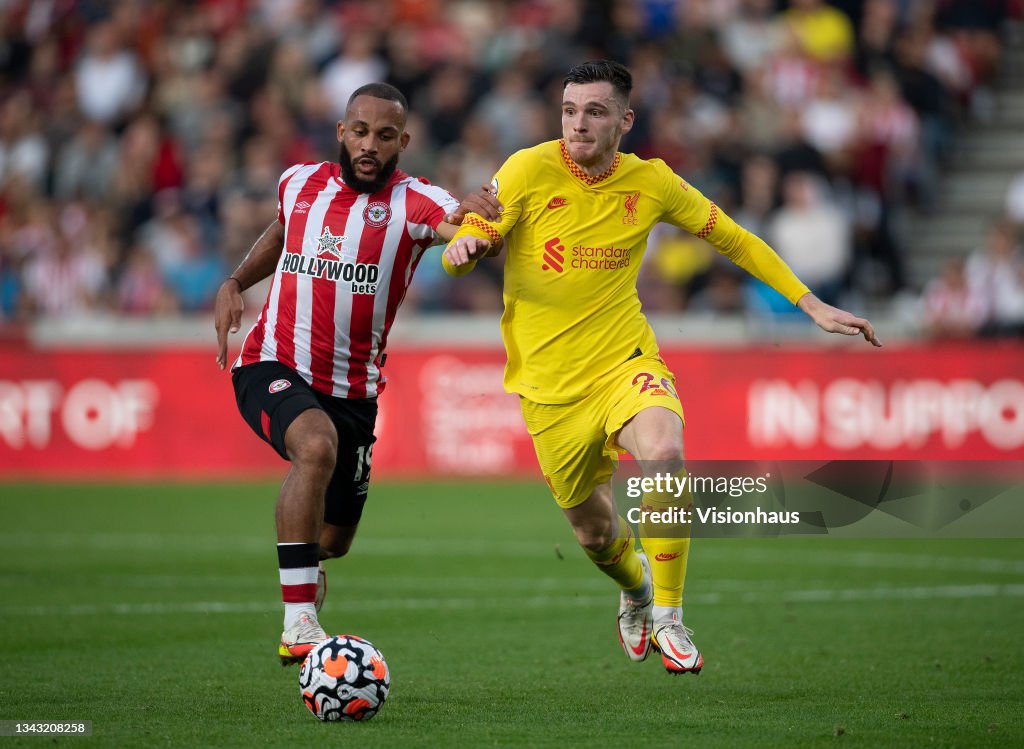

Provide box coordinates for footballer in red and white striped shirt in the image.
[212,82,501,663]
[235,158,457,398]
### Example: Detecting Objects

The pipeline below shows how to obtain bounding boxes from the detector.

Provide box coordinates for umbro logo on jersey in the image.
[294,201,312,213]
[546,196,569,210]
[268,379,291,394]
[541,237,565,272]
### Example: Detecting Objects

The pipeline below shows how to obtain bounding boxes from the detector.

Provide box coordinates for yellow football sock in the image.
[582,516,645,592]
[638,469,692,608]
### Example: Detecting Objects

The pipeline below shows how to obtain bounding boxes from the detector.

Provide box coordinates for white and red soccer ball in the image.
[298,635,390,721]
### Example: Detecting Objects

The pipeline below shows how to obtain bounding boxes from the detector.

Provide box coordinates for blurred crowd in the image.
[0,0,1022,336]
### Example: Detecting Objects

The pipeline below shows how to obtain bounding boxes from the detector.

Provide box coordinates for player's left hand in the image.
[214,278,245,370]
[797,293,882,347]
[445,184,503,225]
[444,235,493,267]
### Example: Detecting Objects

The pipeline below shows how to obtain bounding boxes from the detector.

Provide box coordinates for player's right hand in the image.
[214,278,244,370]
[443,236,492,268]
[445,184,503,225]
[797,293,882,347]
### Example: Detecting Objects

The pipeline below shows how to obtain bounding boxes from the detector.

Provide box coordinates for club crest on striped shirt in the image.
[363,201,392,228]
[269,379,291,394]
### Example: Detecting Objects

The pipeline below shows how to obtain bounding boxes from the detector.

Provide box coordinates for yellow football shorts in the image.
[520,354,685,509]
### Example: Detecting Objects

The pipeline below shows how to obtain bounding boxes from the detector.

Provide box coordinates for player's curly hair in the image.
[348,82,408,112]
[563,60,632,107]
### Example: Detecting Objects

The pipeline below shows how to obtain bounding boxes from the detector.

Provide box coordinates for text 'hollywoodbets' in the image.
[281,254,380,294]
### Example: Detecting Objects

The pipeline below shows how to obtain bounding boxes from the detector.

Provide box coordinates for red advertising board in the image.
[0,341,1021,480]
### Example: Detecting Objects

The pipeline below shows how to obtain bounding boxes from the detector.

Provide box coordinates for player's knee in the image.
[573,524,616,553]
[641,438,683,466]
[294,431,338,475]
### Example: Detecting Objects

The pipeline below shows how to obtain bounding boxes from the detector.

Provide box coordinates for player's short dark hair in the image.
[347,82,409,112]
[563,60,632,106]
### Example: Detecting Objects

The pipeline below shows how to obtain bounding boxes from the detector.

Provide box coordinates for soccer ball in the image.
[298,635,390,721]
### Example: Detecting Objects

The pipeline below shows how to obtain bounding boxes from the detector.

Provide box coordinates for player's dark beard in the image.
[338,146,399,194]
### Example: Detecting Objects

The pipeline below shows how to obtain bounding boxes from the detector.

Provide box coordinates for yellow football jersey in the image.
[445,139,810,404]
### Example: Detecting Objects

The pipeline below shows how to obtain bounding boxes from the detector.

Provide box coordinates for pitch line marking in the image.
[4,584,1023,617]
[3,532,1024,575]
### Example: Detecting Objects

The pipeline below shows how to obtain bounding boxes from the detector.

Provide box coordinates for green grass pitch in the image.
[1,481,1022,747]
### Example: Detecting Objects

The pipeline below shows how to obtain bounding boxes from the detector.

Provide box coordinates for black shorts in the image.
[232,361,377,526]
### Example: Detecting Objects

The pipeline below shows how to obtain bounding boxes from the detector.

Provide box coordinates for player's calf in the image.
[278,541,325,664]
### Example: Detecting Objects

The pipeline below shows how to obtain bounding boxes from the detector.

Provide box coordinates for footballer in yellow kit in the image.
[444,60,880,675]
[452,135,815,508]
[450,137,809,408]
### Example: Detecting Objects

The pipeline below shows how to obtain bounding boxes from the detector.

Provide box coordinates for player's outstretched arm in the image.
[214,220,286,370]
[797,293,882,347]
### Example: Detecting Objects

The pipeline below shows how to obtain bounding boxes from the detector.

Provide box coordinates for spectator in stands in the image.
[733,155,780,239]
[74,20,147,126]
[53,119,120,201]
[720,0,787,76]
[117,244,177,315]
[766,171,851,305]
[139,188,224,312]
[932,0,1005,117]
[320,32,388,119]
[0,0,1011,322]
[783,0,856,64]
[893,27,957,170]
[800,66,859,171]
[1006,172,1024,228]
[855,68,921,202]
[921,258,987,339]
[966,221,1024,337]
[475,68,545,155]
[855,0,901,77]
[21,205,109,316]
[0,90,48,193]
[419,64,476,150]
[762,28,823,109]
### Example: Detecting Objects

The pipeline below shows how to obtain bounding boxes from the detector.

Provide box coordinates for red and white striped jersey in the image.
[235,161,458,398]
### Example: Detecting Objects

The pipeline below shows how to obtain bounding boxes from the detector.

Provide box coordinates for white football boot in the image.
[279,612,327,666]
[617,552,654,661]
[652,610,703,674]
